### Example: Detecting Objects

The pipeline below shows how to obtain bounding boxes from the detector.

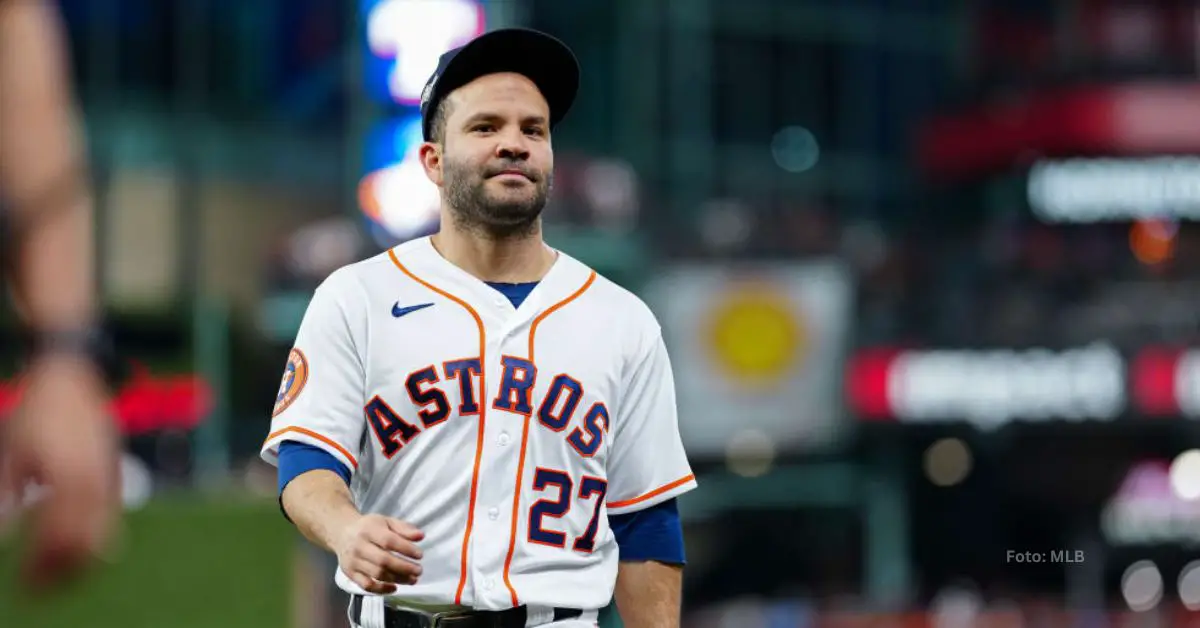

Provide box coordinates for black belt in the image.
[350,594,583,628]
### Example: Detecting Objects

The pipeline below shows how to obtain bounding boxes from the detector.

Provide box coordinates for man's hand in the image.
[0,354,119,592]
[279,468,424,594]
[334,514,425,594]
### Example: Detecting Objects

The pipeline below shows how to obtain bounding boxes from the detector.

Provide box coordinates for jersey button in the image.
[488,507,499,520]
[497,432,511,446]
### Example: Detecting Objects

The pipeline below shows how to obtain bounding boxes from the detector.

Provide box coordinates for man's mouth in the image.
[490,168,533,181]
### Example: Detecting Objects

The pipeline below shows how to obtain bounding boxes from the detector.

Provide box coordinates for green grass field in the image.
[0,494,296,628]
[0,493,633,628]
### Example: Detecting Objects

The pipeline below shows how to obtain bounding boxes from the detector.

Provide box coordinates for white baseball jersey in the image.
[260,236,696,612]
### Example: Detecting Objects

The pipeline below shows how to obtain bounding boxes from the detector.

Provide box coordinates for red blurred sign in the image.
[0,364,213,436]
[918,83,1200,180]
[846,344,1125,427]
[847,344,1200,425]
[1133,347,1200,419]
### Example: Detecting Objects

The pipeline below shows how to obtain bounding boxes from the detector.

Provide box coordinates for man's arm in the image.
[605,328,695,628]
[281,466,426,595]
[614,560,683,628]
[0,0,97,330]
[0,0,117,594]
[280,469,363,554]
[259,273,421,594]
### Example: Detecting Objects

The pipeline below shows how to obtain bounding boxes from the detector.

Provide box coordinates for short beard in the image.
[442,157,551,240]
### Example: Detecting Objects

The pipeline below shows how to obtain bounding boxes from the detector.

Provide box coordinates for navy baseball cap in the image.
[419,28,580,142]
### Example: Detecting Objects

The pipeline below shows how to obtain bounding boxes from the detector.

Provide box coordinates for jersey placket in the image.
[464,290,541,608]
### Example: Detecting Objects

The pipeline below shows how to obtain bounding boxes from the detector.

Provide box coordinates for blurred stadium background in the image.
[7,0,1200,626]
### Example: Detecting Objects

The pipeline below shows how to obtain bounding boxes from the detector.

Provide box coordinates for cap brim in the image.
[423,29,579,141]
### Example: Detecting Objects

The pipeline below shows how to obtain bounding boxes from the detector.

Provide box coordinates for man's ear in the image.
[419,142,443,187]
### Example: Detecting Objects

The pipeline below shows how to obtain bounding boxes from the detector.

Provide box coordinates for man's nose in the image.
[495,130,530,161]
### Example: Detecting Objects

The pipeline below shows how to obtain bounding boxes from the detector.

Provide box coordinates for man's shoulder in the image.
[560,257,661,336]
[309,249,401,306]
[321,241,426,287]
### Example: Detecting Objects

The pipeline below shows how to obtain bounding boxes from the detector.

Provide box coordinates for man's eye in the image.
[524,127,546,137]
[473,125,494,133]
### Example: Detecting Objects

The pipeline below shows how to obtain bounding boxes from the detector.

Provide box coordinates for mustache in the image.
[484,162,538,182]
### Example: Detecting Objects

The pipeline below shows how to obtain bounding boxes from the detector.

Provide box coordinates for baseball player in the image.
[0,0,120,592]
[261,28,697,628]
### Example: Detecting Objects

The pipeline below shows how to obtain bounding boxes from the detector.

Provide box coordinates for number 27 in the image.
[527,467,608,553]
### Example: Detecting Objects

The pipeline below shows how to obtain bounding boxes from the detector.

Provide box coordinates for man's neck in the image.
[430,221,556,283]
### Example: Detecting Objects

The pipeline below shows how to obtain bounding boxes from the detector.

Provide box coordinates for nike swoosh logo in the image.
[392,302,434,318]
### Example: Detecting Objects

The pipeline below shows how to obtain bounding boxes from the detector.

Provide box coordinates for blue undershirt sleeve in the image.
[607,498,686,565]
[278,440,352,496]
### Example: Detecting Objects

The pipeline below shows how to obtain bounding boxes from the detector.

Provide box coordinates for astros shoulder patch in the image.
[273,348,309,417]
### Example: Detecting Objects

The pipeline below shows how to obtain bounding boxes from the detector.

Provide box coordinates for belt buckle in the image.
[386,604,442,628]
[429,609,477,628]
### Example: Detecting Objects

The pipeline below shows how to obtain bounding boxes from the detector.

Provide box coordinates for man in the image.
[262,28,697,628]
[0,0,121,592]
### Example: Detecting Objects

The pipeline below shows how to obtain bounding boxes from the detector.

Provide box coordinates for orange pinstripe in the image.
[527,272,597,362]
[388,248,487,606]
[265,426,359,470]
[501,271,597,606]
[607,474,696,509]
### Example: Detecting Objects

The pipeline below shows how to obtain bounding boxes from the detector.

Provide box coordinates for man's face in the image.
[437,72,554,238]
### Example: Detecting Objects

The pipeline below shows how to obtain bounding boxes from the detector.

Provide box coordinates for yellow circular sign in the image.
[704,284,804,386]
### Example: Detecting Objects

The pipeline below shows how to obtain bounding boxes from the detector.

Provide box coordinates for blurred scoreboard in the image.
[357,0,487,247]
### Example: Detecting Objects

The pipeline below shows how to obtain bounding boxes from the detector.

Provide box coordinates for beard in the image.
[442,155,552,240]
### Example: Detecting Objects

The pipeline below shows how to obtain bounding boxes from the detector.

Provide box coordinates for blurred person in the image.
[262,28,697,628]
[0,0,120,592]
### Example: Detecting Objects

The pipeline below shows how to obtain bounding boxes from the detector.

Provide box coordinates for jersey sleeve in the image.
[605,327,698,516]
[260,270,368,474]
